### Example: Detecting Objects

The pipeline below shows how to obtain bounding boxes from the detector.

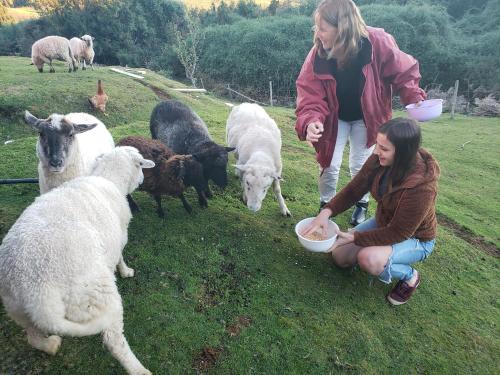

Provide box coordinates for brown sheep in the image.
[117,136,208,217]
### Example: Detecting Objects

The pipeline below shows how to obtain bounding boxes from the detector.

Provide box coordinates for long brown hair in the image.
[378,118,422,186]
[313,0,368,69]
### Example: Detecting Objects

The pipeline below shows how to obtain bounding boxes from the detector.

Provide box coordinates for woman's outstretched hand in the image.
[300,207,332,239]
[306,121,324,143]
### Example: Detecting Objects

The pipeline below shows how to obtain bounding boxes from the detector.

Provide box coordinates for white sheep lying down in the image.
[226,103,291,216]
[0,146,154,375]
[24,111,115,194]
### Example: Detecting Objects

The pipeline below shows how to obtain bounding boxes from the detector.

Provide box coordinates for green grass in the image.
[5,6,39,23]
[0,56,499,374]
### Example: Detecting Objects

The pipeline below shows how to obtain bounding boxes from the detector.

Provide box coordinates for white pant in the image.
[319,119,374,204]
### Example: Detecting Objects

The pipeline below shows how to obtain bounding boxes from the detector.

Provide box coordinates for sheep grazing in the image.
[31,35,77,73]
[117,136,209,217]
[226,103,291,216]
[70,34,95,70]
[0,146,154,374]
[24,111,115,194]
[150,100,235,197]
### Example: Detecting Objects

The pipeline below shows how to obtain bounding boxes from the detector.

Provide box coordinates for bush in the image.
[198,15,312,101]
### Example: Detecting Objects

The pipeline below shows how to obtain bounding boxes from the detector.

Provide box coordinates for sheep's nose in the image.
[49,159,63,168]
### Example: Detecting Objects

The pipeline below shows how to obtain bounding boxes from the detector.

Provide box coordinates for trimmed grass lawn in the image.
[0,57,499,374]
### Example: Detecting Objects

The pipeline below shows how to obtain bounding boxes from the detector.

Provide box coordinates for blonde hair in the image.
[313,0,368,69]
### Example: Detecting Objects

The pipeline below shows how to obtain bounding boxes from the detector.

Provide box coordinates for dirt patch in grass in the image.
[193,346,223,372]
[438,213,499,257]
[134,79,171,100]
[226,315,252,337]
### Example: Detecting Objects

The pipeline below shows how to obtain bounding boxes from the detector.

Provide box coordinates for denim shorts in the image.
[354,217,435,283]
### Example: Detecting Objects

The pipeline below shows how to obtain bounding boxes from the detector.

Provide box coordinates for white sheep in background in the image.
[31,35,77,73]
[24,111,115,194]
[226,103,291,216]
[0,146,155,375]
[70,34,95,70]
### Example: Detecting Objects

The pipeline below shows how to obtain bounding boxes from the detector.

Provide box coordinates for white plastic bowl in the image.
[405,99,443,122]
[295,217,338,253]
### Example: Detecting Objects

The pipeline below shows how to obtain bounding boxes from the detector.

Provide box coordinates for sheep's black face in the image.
[193,145,233,189]
[183,158,209,192]
[37,120,75,173]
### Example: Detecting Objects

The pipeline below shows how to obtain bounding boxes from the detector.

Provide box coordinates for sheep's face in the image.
[81,35,94,48]
[193,145,234,188]
[24,111,97,173]
[238,165,277,212]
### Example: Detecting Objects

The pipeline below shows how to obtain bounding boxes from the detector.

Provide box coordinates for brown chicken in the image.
[88,79,108,114]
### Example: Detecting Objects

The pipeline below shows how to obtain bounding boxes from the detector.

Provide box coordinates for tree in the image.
[174,10,204,87]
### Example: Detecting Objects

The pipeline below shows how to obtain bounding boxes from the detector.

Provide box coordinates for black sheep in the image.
[150,100,234,197]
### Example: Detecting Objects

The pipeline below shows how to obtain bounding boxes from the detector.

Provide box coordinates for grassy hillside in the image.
[5,6,38,23]
[0,57,499,374]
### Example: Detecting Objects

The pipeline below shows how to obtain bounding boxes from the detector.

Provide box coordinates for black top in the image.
[330,38,370,122]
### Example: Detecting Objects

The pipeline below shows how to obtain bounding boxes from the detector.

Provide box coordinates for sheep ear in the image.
[140,158,155,169]
[24,110,42,130]
[225,147,236,153]
[92,37,95,41]
[72,123,98,134]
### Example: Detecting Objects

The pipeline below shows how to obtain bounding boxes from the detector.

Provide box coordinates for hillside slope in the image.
[0,57,498,374]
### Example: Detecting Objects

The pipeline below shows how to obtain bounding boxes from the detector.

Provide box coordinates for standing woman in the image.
[303,118,439,305]
[295,0,426,226]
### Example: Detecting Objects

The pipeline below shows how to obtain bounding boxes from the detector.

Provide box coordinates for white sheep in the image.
[226,103,291,216]
[70,34,95,70]
[31,35,77,73]
[24,111,115,194]
[0,146,155,374]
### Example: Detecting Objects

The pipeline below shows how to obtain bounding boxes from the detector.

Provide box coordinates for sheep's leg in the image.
[179,193,193,214]
[195,188,208,208]
[82,59,87,70]
[4,298,62,355]
[117,256,134,278]
[272,179,291,217]
[154,194,165,218]
[205,186,213,199]
[48,59,55,73]
[102,316,151,374]
[27,327,62,355]
[127,194,140,213]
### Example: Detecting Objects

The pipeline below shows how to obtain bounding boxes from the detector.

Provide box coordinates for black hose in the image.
[0,178,39,185]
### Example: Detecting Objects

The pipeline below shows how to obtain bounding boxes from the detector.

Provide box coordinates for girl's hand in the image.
[306,121,324,143]
[330,230,355,251]
[300,207,332,239]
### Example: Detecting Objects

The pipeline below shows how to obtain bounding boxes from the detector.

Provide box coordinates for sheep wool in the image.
[226,103,291,216]
[31,35,76,73]
[25,111,115,194]
[70,35,95,70]
[0,146,154,374]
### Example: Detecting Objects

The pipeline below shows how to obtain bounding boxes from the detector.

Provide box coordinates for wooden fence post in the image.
[451,80,459,119]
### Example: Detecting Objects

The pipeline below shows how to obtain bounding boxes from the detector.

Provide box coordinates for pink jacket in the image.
[295,27,426,168]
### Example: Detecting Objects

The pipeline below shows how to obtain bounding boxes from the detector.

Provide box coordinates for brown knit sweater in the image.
[325,148,440,247]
